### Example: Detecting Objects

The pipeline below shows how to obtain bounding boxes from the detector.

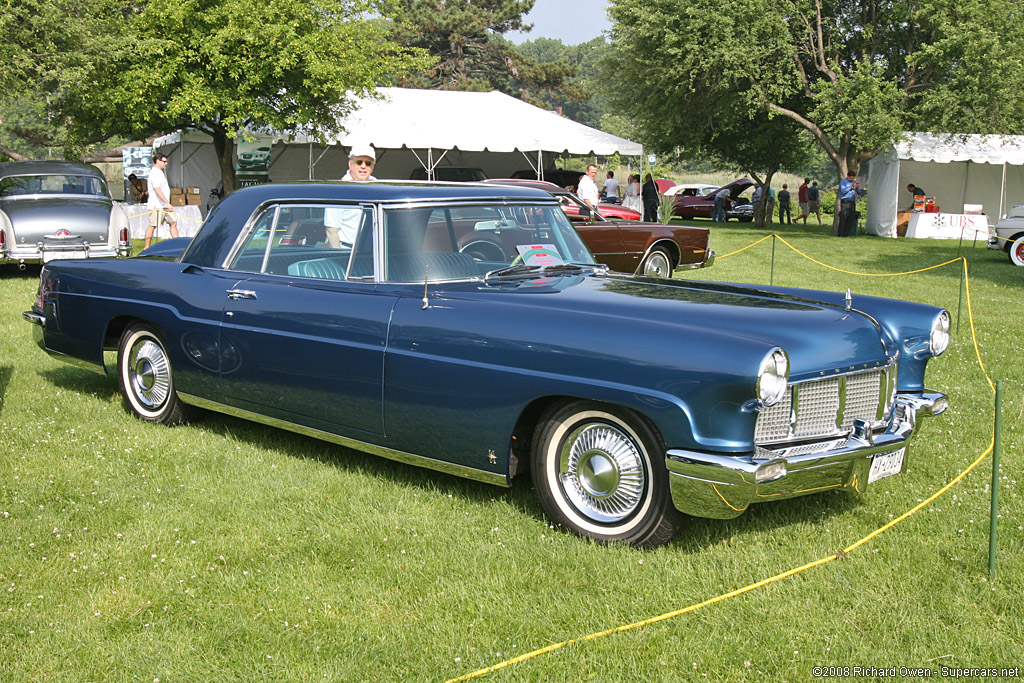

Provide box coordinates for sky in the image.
[506,0,613,45]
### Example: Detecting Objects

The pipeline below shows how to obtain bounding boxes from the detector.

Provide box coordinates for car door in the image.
[214,203,396,441]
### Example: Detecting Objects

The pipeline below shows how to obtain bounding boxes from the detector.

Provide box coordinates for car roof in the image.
[483,178,566,193]
[0,160,106,179]
[220,180,559,206]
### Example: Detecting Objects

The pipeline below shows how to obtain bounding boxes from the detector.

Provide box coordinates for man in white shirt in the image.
[326,143,377,248]
[602,171,620,203]
[144,153,179,250]
[577,164,599,209]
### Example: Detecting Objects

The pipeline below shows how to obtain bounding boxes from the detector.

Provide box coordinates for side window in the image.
[229,208,278,273]
[228,203,375,281]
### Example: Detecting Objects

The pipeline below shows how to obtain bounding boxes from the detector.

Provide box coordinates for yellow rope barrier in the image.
[446,234,996,683]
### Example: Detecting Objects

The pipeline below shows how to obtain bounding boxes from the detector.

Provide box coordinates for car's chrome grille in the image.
[754,365,896,448]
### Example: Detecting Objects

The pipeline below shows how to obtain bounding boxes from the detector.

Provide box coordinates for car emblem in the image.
[56,229,71,237]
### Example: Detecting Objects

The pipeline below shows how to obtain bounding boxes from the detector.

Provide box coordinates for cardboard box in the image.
[186,194,202,205]
[170,187,184,195]
[186,187,200,195]
[170,195,187,206]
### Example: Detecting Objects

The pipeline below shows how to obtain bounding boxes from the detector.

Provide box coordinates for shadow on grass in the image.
[0,364,12,416]
[40,366,118,400]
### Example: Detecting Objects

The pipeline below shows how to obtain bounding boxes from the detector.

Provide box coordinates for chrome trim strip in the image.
[666,391,946,519]
[178,393,510,487]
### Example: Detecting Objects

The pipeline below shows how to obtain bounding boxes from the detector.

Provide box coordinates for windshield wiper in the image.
[483,264,543,282]
[483,262,593,283]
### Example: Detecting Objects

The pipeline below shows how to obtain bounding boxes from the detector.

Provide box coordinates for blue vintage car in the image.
[24,182,950,548]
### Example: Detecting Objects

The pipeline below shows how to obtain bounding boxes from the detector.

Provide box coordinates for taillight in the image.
[118,227,130,246]
[35,266,51,309]
[0,229,6,250]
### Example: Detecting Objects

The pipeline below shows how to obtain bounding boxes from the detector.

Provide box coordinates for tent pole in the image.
[539,150,543,181]
[309,143,313,181]
[1000,162,1007,219]
[428,149,433,182]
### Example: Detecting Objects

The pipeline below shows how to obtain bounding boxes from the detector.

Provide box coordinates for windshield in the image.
[0,174,109,198]
[382,202,595,282]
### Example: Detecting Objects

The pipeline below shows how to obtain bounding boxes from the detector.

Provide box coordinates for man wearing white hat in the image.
[342,143,377,182]
[326,143,377,247]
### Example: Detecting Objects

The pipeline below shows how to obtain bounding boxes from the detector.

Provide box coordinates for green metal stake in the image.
[770,234,776,286]
[989,380,1002,580]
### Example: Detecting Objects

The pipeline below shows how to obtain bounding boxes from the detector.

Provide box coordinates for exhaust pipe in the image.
[19,262,27,271]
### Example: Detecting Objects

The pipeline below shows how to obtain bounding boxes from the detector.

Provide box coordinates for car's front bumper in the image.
[665,391,947,519]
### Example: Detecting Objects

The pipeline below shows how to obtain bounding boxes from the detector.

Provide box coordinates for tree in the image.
[387,0,576,105]
[0,0,130,160]
[518,36,610,128]
[55,0,430,194]
[606,0,1024,183]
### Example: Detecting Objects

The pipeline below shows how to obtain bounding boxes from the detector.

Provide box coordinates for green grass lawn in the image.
[2,223,1022,682]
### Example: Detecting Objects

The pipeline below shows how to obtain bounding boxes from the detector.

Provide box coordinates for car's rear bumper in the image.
[2,244,130,264]
[664,391,947,519]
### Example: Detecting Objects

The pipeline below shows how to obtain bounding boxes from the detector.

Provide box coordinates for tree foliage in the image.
[387,0,576,105]
[517,36,610,128]
[606,0,1024,178]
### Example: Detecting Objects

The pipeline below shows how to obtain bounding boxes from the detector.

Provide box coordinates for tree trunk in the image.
[210,128,238,197]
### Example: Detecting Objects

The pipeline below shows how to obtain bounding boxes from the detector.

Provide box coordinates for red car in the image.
[673,178,755,221]
[484,179,713,277]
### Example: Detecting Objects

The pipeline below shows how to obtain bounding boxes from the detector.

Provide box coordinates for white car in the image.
[663,183,718,197]
[988,205,1024,266]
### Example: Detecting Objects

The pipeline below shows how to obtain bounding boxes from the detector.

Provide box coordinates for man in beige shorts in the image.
[145,153,179,250]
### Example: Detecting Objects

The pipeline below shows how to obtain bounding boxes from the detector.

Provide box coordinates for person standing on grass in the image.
[797,178,810,225]
[777,184,792,224]
[765,185,776,224]
[837,171,860,237]
[713,186,730,222]
[144,153,178,251]
[807,181,822,225]
[642,173,659,222]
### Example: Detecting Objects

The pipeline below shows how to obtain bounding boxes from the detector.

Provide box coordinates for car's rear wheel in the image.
[117,323,187,425]
[531,400,683,548]
[640,247,673,278]
[1007,233,1024,266]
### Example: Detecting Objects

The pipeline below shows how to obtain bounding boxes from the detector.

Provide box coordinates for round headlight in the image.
[929,310,950,356]
[757,348,789,406]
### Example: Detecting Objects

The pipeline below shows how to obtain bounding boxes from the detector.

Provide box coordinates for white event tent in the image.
[153,87,643,211]
[865,132,1024,237]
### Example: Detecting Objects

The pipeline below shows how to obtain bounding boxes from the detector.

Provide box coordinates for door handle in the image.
[226,288,257,300]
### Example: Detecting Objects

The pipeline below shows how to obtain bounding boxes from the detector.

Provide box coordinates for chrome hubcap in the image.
[559,423,646,523]
[644,252,670,277]
[129,339,170,409]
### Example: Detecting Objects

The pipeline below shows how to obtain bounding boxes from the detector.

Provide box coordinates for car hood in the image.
[2,197,112,238]
[456,274,896,380]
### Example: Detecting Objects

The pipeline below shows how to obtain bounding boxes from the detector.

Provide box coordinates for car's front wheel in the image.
[531,401,683,548]
[639,247,674,278]
[1007,233,1024,266]
[117,323,187,425]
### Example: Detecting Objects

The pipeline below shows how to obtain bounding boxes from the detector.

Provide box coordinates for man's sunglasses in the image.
[351,159,374,167]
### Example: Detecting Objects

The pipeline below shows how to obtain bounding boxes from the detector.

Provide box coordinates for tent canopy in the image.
[152,88,642,209]
[865,132,1024,237]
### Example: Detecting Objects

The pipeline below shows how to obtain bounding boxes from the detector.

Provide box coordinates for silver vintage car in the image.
[988,204,1024,266]
[0,161,132,268]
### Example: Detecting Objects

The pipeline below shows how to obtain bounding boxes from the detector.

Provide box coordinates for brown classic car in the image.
[484,179,713,277]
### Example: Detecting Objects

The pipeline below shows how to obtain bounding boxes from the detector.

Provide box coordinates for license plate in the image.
[868,448,906,483]
[43,250,88,263]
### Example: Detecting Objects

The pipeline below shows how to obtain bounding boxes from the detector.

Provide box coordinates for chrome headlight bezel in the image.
[929,310,951,356]
[757,347,790,407]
